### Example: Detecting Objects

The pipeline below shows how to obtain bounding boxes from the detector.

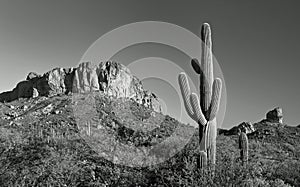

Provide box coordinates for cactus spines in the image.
[239,128,249,165]
[178,23,222,169]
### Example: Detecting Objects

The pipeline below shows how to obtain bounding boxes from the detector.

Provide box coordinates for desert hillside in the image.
[0,92,299,186]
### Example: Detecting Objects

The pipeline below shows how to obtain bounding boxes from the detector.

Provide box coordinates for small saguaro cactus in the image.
[178,23,222,168]
[238,127,249,165]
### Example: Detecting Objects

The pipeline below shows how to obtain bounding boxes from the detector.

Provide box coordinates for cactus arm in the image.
[190,93,207,125]
[178,73,195,119]
[209,78,222,120]
[191,58,201,74]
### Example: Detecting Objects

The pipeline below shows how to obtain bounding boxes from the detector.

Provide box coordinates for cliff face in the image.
[0,61,162,113]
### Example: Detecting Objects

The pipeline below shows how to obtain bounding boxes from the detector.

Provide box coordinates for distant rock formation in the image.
[266,107,283,124]
[0,61,162,113]
[234,122,255,134]
[73,62,141,98]
[0,67,75,102]
[219,107,290,137]
[220,122,255,135]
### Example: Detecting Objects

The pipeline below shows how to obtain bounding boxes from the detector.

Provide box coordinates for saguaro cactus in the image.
[238,128,248,165]
[178,23,222,168]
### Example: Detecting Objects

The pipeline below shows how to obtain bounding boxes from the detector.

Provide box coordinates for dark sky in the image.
[0,0,299,128]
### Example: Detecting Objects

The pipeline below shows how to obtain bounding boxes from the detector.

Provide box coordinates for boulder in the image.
[32,88,39,98]
[266,107,283,123]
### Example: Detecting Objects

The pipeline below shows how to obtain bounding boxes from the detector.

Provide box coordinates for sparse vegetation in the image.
[0,95,299,186]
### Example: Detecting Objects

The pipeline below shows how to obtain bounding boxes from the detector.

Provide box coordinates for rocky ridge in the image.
[0,61,162,113]
[220,107,285,136]
[226,121,255,135]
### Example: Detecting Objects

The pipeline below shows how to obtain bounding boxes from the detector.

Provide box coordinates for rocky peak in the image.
[0,61,162,113]
[266,107,283,124]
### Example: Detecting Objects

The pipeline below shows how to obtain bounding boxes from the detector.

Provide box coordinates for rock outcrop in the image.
[0,68,75,102]
[223,121,255,135]
[72,62,162,112]
[0,61,162,113]
[26,72,40,80]
[73,61,140,98]
[237,122,255,134]
[266,107,283,124]
[73,62,99,93]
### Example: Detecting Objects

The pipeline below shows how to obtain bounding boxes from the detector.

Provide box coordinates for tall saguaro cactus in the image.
[178,23,222,168]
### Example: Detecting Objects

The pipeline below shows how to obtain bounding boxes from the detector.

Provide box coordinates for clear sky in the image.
[0,0,299,128]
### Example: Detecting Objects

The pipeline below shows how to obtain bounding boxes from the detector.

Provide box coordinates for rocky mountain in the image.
[0,61,162,113]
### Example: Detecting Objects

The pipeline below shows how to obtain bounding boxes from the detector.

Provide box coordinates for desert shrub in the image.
[1,95,299,186]
[269,179,292,187]
[0,126,298,187]
[272,159,300,186]
[130,102,151,121]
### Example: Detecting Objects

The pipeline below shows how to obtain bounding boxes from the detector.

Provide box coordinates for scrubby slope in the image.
[0,95,299,186]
